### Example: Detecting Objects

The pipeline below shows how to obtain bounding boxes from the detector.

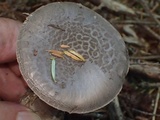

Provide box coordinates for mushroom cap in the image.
[16,2,129,113]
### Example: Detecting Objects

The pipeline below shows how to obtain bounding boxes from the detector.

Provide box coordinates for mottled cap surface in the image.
[17,2,129,113]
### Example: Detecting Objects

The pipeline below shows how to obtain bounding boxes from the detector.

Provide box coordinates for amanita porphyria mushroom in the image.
[16,2,129,114]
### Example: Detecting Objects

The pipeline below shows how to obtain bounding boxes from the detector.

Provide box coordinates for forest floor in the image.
[0,0,160,120]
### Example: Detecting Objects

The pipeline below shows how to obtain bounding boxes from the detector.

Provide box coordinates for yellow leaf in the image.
[64,51,82,61]
[68,50,85,61]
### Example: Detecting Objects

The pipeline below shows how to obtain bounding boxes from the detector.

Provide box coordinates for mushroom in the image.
[16,2,129,114]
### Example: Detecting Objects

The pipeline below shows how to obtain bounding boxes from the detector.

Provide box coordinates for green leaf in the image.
[51,58,56,82]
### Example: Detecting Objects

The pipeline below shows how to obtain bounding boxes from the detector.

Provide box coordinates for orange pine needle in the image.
[46,50,64,58]
[51,53,63,58]
[46,50,63,54]
[60,44,70,48]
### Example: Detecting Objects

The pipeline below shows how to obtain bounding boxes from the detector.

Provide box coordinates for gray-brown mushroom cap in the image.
[16,2,129,113]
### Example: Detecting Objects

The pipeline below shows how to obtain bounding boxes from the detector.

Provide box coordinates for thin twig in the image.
[131,17,160,41]
[151,2,159,13]
[139,0,160,26]
[140,82,160,88]
[136,11,160,19]
[132,108,160,117]
[130,55,160,60]
[152,87,160,120]
[143,26,160,41]
[111,20,158,26]
[130,62,160,66]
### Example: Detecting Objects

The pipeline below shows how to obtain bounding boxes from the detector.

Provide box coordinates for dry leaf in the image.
[64,51,82,61]
[46,50,63,58]
[68,50,85,61]
[51,53,64,58]
[46,50,63,54]
[60,44,70,48]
